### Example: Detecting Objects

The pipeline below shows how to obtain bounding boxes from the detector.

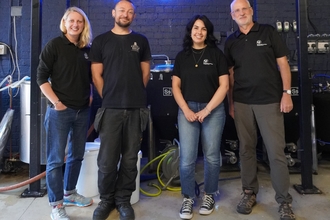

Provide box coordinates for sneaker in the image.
[278,202,296,220]
[117,203,135,220]
[93,200,116,220]
[63,192,93,207]
[179,197,194,219]
[199,194,215,215]
[50,204,70,220]
[236,190,256,214]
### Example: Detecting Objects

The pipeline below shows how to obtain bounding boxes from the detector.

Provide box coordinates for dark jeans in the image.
[97,108,142,205]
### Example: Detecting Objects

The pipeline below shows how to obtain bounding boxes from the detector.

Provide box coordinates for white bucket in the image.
[94,138,142,204]
[131,150,142,204]
[76,142,100,198]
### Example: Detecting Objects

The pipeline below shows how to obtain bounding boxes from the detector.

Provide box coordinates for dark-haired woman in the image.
[172,15,229,219]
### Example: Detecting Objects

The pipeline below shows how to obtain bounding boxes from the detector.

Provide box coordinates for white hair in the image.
[230,0,251,11]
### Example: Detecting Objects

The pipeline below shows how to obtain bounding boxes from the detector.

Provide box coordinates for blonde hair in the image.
[60,7,92,48]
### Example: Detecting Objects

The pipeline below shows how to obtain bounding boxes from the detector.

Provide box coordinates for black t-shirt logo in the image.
[131,42,140,52]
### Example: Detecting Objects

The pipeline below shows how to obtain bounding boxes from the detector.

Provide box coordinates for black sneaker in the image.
[179,197,194,219]
[117,203,135,220]
[92,200,116,220]
[236,190,256,214]
[199,194,215,215]
[279,202,296,220]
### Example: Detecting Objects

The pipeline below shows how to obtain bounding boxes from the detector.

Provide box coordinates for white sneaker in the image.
[179,197,194,219]
[50,204,70,220]
[199,194,215,215]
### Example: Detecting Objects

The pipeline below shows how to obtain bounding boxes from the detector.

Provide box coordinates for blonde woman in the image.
[37,7,93,220]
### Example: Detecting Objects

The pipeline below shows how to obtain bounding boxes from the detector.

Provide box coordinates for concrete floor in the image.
[1,157,330,220]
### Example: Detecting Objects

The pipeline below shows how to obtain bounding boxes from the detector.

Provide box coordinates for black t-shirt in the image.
[173,46,228,103]
[37,33,91,109]
[89,31,151,108]
[224,22,289,104]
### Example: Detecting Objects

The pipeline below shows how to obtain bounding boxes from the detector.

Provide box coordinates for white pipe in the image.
[0,75,30,92]
[151,54,170,61]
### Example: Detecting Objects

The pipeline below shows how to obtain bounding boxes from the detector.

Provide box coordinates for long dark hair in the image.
[182,15,217,54]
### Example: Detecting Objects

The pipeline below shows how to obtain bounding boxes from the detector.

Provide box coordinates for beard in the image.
[116,20,131,28]
[235,17,252,27]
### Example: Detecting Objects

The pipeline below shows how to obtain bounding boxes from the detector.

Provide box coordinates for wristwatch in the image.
[283,90,292,95]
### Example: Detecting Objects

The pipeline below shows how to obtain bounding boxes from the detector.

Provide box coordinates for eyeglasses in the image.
[231,7,251,15]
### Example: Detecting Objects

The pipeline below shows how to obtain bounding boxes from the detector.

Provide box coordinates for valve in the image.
[286,154,295,167]
[286,142,297,153]
[226,139,239,151]
[224,150,238,164]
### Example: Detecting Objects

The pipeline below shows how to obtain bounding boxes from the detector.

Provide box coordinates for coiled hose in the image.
[139,145,241,198]
[139,148,181,197]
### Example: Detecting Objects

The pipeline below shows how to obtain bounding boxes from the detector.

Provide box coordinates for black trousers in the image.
[97,108,142,205]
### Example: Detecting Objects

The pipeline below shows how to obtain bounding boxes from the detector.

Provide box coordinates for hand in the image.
[184,109,198,122]
[229,103,235,119]
[280,94,293,113]
[196,108,210,123]
[55,101,67,111]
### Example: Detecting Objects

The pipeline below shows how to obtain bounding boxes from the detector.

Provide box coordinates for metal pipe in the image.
[151,54,171,65]
[151,54,170,61]
[294,0,317,193]
[311,104,318,173]
[26,0,43,197]
[147,105,156,171]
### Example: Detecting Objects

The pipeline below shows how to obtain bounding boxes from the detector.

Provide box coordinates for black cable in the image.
[317,139,330,146]
[326,46,329,74]
[307,4,318,34]
[195,176,241,197]
[195,181,200,197]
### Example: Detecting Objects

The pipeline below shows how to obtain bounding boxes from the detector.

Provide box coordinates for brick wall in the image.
[0,0,329,155]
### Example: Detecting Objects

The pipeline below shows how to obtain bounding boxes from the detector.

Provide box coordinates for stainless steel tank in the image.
[20,80,47,164]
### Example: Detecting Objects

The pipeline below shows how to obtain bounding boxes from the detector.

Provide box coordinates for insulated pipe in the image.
[0,123,94,192]
[0,171,45,192]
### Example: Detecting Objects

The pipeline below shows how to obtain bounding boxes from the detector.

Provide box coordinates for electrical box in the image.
[292,20,297,32]
[0,44,7,55]
[283,21,290,32]
[307,34,330,53]
[317,40,328,53]
[307,40,317,53]
[307,35,318,53]
[276,21,282,32]
[11,6,22,17]
[317,35,330,53]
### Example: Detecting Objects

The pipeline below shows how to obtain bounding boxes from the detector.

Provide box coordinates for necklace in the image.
[192,48,204,54]
[192,47,206,68]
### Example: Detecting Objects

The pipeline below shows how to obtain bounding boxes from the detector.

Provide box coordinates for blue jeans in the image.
[44,105,90,206]
[178,102,226,198]
[97,108,142,205]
